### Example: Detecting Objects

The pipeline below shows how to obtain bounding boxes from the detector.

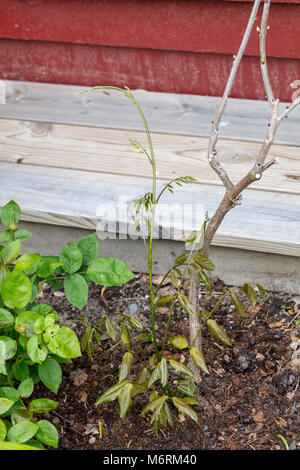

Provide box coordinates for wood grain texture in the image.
[2,81,300,146]
[0,119,299,195]
[0,163,299,257]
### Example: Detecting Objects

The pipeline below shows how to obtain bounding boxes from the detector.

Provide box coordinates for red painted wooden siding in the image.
[0,0,299,101]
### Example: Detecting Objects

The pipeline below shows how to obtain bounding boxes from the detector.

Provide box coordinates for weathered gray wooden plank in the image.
[1,162,299,257]
[1,119,299,195]
[1,80,300,146]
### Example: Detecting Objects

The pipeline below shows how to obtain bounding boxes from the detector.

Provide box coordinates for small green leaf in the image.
[36,258,63,278]
[0,230,13,243]
[174,253,188,265]
[0,418,6,440]
[11,408,33,425]
[0,398,15,414]
[1,201,20,228]
[64,274,88,310]
[167,336,188,350]
[155,294,172,308]
[118,382,133,419]
[256,283,266,299]
[172,397,198,422]
[81,326,93,352]
[0,308,14,329]
[46,326,81,359]
[169,359,194,377]
[15,253,41,272]
[29,398,58,413]
[119,352,133,382]
[190,347,209,374]
[14,230,32,242]
[18,378,34,398]
[35,420,59,448]
[38,358,62,394]
[0,240,20,265]
[105,317,116,341]
[120,324,131,345]
[141,395,169,416]
[15,311,42,337]
[230,291,245,318]
[193,253,215,271]
[75,233,99,265]
[7,421,39,443]
[87,258,135,286]
[95,381,127,406]
[0,336,17,360]
[27,336,47,364]
[148,359,169,387]
[207,319,231,346]
[12,362,29,382]
[59,242,83,274]
[178,294,195,317]
[1,271,32,309]
[242,283,258,307]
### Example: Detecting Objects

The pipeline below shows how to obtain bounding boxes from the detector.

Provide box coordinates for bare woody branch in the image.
[260,0,275,105]
[189,0,300,380]
[208,0,262,189]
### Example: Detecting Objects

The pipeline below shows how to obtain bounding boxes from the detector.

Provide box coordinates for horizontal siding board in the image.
[2,81,300,146]
[0,0,299,59]
[0,162,299,257]
[0,39,299,102]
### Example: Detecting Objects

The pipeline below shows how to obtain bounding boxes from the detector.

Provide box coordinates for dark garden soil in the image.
[34,274,299,451]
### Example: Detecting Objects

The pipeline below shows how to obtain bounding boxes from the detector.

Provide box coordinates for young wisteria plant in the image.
[74,0,300,435]
[76,80,265,433]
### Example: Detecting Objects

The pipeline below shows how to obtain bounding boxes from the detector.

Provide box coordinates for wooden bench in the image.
[0,80,299,293]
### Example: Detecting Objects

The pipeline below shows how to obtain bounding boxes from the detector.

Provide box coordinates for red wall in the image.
[0,0,299,101]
